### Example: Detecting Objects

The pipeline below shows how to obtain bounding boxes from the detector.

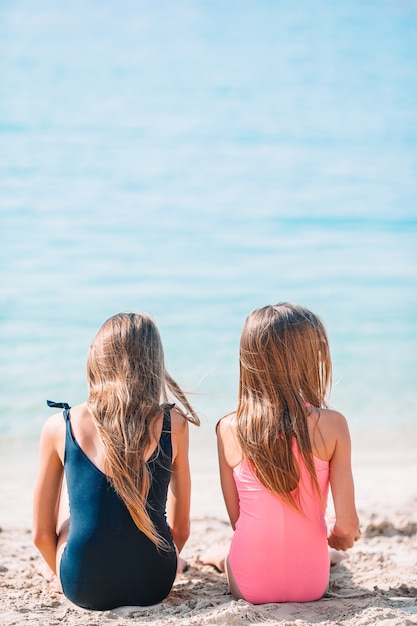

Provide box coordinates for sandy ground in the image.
[1,431,416,626]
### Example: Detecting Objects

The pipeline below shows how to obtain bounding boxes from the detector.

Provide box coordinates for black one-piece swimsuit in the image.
[48,401,177,611]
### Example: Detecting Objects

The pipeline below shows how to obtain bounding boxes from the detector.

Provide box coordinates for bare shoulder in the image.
[66,402,89,423]
[41,410,66,440]
[47,402,90,445]
[170,407,189,436]
[309,407,350,460]
[317,408,351,443]
[216,412,237,436]
[169,407,190,466]
[60,402,92,438]
[38,410,68,463]
[217,412,242,467]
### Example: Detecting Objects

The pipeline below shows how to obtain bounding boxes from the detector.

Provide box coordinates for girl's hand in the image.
[327,523,361,551]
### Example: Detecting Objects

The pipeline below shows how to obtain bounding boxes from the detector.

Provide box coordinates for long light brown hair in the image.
[86,312,199,547]
[236,303,332,511]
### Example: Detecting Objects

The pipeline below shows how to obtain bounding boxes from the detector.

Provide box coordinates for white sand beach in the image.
[1,430,416,626]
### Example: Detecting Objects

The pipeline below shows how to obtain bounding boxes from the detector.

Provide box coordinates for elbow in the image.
[32,526,42,549]
[32,527,55,552]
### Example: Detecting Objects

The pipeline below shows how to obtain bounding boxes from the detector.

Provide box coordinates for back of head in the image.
[237,303,332,508]
[239,303,331,413]
[87,311,164,421]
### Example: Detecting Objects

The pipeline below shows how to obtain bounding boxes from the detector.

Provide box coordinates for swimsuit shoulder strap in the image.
[162,403,174,432]
[47,399,71,421]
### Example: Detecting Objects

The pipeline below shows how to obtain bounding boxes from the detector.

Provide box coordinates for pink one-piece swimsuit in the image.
[229,443,330,604]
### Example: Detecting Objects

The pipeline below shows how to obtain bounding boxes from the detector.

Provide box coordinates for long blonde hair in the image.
[236,303,332,510]
[86,312,199,547]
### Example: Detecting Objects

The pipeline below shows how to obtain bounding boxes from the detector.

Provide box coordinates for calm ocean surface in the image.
[1,1,416,449]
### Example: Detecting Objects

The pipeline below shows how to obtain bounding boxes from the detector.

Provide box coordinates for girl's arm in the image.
[32,414,65,573]
[327,412,361,550]
[167,410,191,553]
[217,417,240,530]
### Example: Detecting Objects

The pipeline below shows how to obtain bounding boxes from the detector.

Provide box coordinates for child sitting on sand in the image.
[204,303,360,603]
[33,312,199,611]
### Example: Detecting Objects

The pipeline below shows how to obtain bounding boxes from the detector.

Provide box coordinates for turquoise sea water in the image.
[1,1,417,447]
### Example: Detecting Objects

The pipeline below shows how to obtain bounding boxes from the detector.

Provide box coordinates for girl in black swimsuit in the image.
[33,313,200,611]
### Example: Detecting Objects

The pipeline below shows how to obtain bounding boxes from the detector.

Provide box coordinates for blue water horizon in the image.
[1,1,416,442]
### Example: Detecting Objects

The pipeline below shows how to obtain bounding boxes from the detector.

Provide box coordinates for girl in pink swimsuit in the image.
[214,303,361,604]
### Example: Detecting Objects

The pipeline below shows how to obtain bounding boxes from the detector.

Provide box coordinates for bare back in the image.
[64,403,166,475]
[218,406,341,470]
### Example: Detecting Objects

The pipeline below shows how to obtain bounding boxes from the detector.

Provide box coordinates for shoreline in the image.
[1,431,417,625]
